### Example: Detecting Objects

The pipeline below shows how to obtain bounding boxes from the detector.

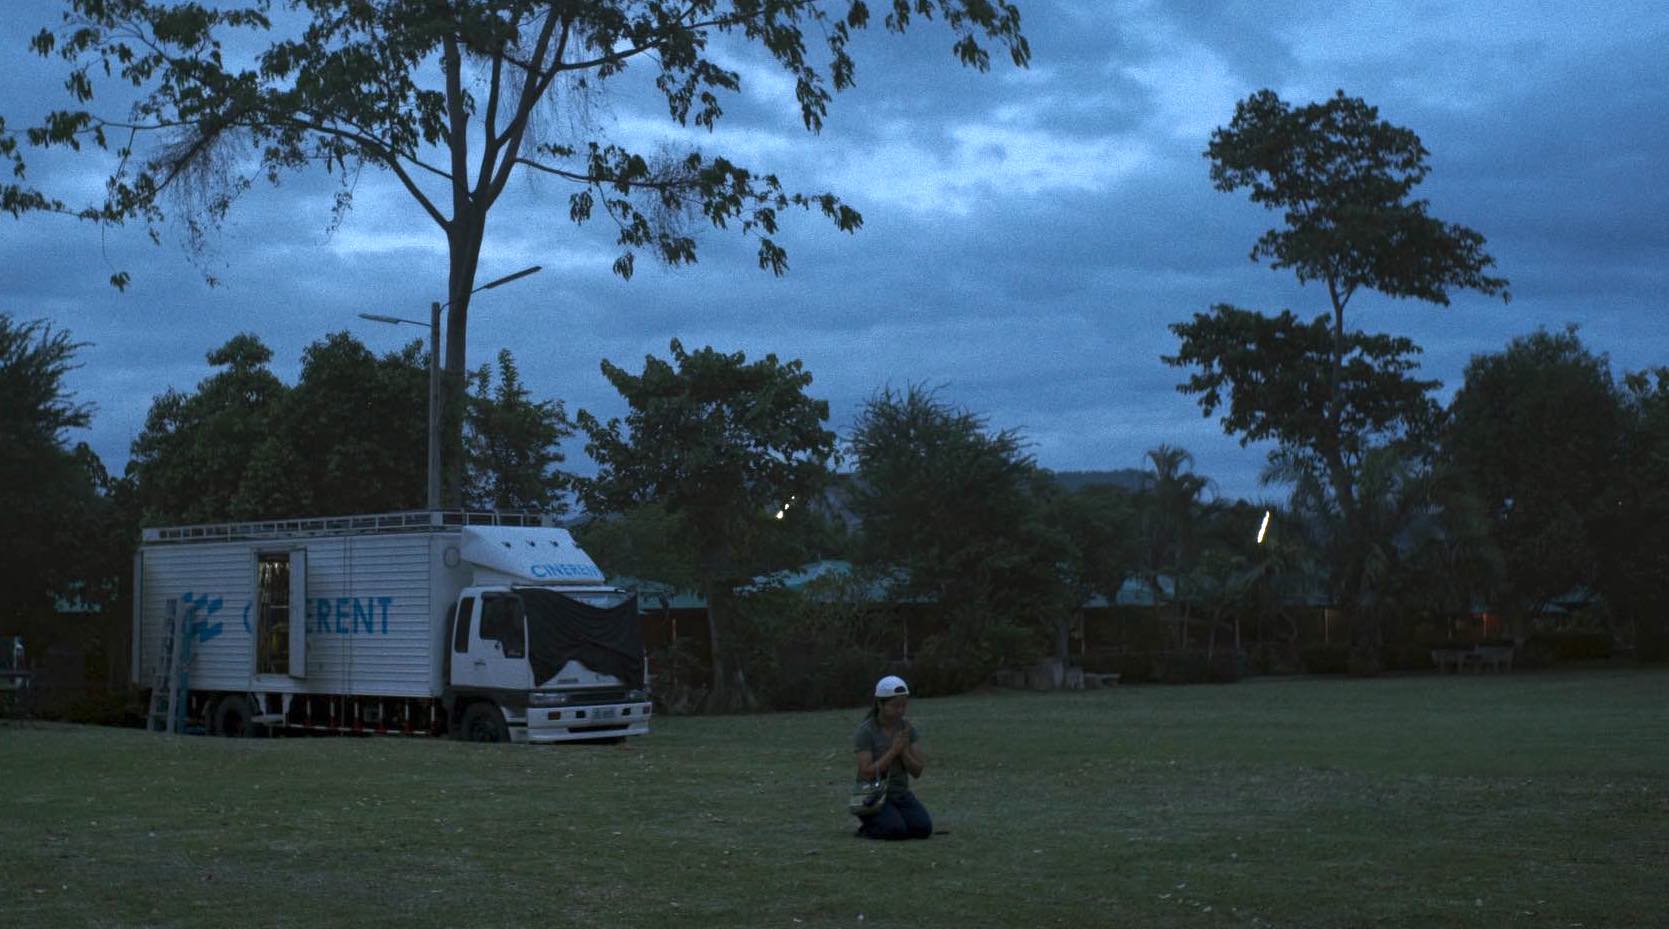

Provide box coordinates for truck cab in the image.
[443,527,652,743]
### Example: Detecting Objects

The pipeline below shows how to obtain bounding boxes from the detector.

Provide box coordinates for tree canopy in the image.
[129,333,291,524]
[1167,305,1441,482]
[1608,368,1669,660]
[1206,89,1508,315]
[1175,89,1508,667]
[0,315,119,635]
[1445,327,1623,628]
[577,338,837,708]
[465,349,572,513]
[129,331,563,523]
[849,384,1071,673]
[848,384,1038,599]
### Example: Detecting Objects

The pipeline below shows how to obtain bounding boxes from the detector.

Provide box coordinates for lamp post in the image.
[359,264,542,511]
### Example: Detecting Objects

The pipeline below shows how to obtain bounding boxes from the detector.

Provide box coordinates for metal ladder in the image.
[146,602,193,733]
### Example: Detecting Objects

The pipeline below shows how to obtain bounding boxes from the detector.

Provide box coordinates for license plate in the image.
[590,707,617,721]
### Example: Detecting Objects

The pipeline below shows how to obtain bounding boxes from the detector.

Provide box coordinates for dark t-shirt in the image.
[852,716,921,798]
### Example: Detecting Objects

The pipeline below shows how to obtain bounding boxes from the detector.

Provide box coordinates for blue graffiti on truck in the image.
[180,592,225,644]
[308,597,395,635]
[175,593,397,639]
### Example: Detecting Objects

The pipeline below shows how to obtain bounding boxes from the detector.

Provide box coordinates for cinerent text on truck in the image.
[133,511,652,743]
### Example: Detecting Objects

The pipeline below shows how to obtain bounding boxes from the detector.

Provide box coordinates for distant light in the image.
[1257,509,1271,545]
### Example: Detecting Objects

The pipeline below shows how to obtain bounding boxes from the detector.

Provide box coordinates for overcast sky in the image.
[4,0,1666,506]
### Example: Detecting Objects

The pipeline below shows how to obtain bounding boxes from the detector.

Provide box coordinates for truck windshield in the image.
[518,588,643,689]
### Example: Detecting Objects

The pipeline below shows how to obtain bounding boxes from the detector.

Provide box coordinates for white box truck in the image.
[132,511,653,743]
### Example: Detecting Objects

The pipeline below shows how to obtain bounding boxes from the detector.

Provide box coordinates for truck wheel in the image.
[212,696,255,738]
[460,702,508,743]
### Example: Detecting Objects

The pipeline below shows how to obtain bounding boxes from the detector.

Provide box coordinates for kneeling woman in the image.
[852,675,932,840]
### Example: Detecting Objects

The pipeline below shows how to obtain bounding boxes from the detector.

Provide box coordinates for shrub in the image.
[1247,642,1302,675]
[1300,644,1350,675]
[727,576,912,711]
[911,623,1027,696]
[1524,632,1611,662]
[1380,642,1436,671]
[1347,646,1384,677]
[1081,649,1153,684]
[1150,651,1207,684]
[763,637,878,711]
[907,634,995,696]
[0,682,40,719]
[1208,649,1247,682]
[648,639,708,715]
[1637,616,1668,663]
[50,687,146,727]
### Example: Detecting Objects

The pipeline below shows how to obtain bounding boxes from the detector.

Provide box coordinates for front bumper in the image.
[516,700,654,743]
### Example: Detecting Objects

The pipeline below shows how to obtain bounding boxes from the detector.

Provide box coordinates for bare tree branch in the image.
[488,12,569,203]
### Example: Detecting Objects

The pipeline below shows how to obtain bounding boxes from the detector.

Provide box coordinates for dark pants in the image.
[856,790,933,840]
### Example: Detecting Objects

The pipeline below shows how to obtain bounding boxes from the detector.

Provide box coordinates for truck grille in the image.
[564,689,629,706]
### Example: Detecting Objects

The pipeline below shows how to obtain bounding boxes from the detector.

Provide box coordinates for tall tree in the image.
[1445,327,1624,637]
[1167,306,1442,663]
[1176,89,1508,665]
[849,385,1070,672]
[576,339,836,710]
[1138,444,1208,648]
[464,348,572,512]
[0,315,104,631]
[1605,368,1669,660]
[130,330,580,523]
[573,501,700,594]
[250,331,431,517]
[23,0,1029,501]
[129,333,289,525]
[1043,480,1140,664]
[1401,462,1502,641]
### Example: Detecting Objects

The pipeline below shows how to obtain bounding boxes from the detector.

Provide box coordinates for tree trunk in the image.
[699,579,756,713]
[1322,279,1376,671]
[442,211,485,508]
[1055,612,1072,667]
[704,581,729,701]
[439,27,487,509]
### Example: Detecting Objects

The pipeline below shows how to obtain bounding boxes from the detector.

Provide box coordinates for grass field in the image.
[3,670,1666,929]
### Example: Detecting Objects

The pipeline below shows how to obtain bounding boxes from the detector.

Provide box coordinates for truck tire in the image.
[212,696,256,738]
[460,702,508,743]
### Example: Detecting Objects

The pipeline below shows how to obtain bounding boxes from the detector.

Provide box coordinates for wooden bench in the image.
[1431,648,1470,672]
[1474,645,1514,672]
[1431,645,1514,673]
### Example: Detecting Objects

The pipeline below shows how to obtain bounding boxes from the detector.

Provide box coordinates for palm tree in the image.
[1140,445,1210,649]
[1268,444,1498,667]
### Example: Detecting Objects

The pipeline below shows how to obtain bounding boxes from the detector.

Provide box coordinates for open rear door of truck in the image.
[288,548,307,677]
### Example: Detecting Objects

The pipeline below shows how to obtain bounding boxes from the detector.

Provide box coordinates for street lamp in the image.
[358,264,543,511]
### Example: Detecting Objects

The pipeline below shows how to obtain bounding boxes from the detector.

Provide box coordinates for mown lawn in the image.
[2,669,1665,929]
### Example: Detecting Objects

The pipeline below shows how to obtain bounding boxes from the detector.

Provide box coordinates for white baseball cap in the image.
[874,675,910,698]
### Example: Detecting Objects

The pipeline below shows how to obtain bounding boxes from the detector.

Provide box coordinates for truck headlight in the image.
[528,692,571,707]
[626,689,648,703]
